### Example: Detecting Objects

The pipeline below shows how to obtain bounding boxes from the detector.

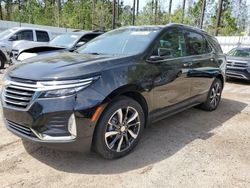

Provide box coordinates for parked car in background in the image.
[226,47,250,81]
[1,24,226,159]
[0,27,52,54]
[10,31,104,63]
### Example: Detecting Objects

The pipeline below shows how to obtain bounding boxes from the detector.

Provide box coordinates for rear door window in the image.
[185,31,211,55]
[16,30,33,41]
[36,31,50,42]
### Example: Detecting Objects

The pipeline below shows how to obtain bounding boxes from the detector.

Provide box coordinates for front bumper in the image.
[226,68,250,80]
[2,87,105,152]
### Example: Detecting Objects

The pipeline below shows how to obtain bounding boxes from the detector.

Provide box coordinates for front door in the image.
[148,27,192,110]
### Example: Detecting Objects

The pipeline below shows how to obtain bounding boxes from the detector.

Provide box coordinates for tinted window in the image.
[207,36,222,53]
[36,31,50,42]
[185,31,211,55]
[151,28,186,58]
[78,28,160,55]
[16,30,33,41]
[227,48,250,57]
[49,34,81,48]
[79,33,101,43]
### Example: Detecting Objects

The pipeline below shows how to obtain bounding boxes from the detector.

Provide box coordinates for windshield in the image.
[227,48,250,57]
[77,28,160,55]
[0,29,15,40]
[49,34,81,48]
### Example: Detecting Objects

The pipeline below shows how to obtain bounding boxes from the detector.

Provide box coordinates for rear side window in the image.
[185,31,211,55]
[207,36,223,53]
[16,30,33,41]
[36,31,50,42]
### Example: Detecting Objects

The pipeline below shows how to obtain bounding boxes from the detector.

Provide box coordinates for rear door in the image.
[184,30,217,97]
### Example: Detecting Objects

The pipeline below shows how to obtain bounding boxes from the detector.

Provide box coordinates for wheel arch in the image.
[0,49,7,62]
[102,85,149,127]
[215,73,224,88]
[91,85,149,152]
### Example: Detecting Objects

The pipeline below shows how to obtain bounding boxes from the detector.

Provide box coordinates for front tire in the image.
[0,54,5,69]
[93,96,145,159]
[200,78,223,111]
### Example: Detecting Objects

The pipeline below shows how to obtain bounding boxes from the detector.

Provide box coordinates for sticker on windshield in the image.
[131,31,151,35]
[70,35,78,38]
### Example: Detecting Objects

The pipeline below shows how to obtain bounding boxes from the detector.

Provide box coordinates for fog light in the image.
[68,114,77,138]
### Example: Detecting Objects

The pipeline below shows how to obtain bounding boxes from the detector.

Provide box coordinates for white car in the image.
[0,27,52,54]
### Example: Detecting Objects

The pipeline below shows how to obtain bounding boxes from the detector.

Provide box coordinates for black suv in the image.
[1,24,226,159]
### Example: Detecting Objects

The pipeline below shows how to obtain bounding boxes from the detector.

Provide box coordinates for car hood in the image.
[7,52,132,81]
[13,41,64,52]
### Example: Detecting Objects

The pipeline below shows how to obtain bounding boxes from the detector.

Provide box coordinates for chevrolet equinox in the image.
[1,24,226,159]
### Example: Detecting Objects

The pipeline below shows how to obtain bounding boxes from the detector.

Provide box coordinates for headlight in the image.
[40,87,84,98]
[39,76,99,98]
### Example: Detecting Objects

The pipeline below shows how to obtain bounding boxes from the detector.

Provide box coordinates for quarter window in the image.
[16,30,33,41]
[185,31,211,55]
[151,28,186,58]
[36,31,50,42]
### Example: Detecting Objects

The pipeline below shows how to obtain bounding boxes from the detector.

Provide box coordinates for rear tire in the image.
[200,78,223,111]
[93,96,145,159]
[0,54,5,69]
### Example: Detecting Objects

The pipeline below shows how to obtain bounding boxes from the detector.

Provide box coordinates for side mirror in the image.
[147,55,165,62]
[147,48,173,62]
[9,34,18,41]
[158,48,172,57]
[76,41,85,48]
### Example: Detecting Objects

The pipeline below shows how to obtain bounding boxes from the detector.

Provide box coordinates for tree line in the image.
[0,0,249,36]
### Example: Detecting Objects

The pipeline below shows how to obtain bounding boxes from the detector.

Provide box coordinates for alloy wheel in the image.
[210,82,221,108]
[104,106,141,152]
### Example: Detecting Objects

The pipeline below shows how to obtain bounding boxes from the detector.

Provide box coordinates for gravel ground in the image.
[0,70,250,188]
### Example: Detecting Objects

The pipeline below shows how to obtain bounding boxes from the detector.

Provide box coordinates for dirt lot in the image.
[0,75,250,187]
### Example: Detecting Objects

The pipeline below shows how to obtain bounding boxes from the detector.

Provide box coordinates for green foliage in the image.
[0,0,248,35]
[207,0,238,35]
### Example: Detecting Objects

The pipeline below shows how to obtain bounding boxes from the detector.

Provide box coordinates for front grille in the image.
[3,79,37,109]
[227,61,249,69]
[226,71,248,79]
[6,120,34,137]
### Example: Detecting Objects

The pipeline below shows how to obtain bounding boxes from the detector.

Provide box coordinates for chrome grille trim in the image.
[4,93,31,101]
[5,88,33,96]
[3,81,36,109]
[226,61,249,69]
[4,99,29,106]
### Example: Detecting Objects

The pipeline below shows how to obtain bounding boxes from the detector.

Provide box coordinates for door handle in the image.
[183,62,193,67]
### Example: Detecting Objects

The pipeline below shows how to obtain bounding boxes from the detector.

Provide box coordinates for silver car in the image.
[226,47,250,81]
